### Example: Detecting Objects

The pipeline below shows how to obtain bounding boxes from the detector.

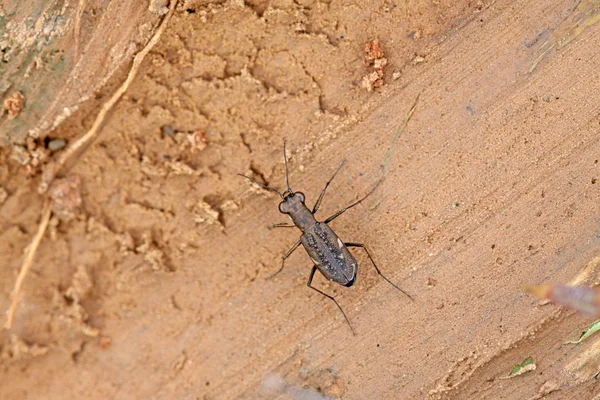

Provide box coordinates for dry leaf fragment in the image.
[496,357,536,380]
[522,284,600,316]
[566,319,600,344]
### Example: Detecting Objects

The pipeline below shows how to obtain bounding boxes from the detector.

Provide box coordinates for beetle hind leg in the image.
[345,242,414,301]
[307,266,356,335]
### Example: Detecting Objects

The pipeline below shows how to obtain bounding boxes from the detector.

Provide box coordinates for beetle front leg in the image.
[307,265,356,335]
[345,242,414,301]
[324,179,382,224]
[312,160,345,214]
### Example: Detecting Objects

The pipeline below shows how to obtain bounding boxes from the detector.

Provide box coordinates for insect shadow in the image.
[240,141,413,334]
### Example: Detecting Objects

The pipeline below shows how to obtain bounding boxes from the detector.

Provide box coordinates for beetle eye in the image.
[296,192,305,203]
[279,201,289,214]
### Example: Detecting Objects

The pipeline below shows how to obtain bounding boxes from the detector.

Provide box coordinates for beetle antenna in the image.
[283,140,292,193]
[238,174,285,199]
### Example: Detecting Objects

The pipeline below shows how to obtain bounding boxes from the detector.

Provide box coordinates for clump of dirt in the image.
[187,129,208,153]
[361,39,389,91]
[135,231,172,272]
[54,264,99,338]
[3,92,24,120]
[48,176,82,222]
[1,334,48,361]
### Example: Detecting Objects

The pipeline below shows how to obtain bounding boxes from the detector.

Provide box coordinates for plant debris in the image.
[504,357,536,378]
[567,319,600,344]
[522,284,600,316]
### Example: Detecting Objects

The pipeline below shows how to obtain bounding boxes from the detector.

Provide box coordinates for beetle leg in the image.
[312,160,345,214]
[307,265,356,335]
[267,239,302,279]
[324,179,382,224]
[345,242,414,301]
[270,222,296,229]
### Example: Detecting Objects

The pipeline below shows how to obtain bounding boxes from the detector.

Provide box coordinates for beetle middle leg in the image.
[324,179,382,224]
[345,242,414,301]
[270,222,295,229]
[268,239,302,279]
[307,265,356,335]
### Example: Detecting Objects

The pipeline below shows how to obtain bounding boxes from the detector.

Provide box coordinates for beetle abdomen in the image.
[301,222,357,286]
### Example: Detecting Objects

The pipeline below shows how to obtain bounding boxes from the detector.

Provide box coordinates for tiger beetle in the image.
[239,142,413,334]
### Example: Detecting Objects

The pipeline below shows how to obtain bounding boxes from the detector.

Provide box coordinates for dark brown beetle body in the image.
[240,142,412,334]
[278,190,357,286]
[301,222,357,287]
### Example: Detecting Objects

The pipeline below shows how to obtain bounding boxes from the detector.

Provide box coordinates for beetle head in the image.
[278,191,305,214]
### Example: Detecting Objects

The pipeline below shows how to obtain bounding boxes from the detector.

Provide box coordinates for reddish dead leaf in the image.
[522,284,600,316]
[4,91,25,119]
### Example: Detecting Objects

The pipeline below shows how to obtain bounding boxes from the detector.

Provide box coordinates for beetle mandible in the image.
[240,141,413,334]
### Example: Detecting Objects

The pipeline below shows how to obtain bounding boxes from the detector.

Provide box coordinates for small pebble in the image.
[162,125,175,136]
[48,138,66,151]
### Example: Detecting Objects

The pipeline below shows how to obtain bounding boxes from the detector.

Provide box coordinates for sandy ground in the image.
[1,0,600,399]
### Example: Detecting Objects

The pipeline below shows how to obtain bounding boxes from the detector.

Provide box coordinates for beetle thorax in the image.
[288,205,316,232]
[279,193,316,232]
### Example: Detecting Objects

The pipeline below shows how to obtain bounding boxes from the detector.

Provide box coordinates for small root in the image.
[5,200,52,329]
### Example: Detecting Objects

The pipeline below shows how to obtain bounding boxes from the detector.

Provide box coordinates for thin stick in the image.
[381,92,420,179]
[41,0,179,190]
[5,200,52,329]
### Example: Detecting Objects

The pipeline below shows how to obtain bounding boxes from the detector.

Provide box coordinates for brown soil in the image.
[2,1,600,399]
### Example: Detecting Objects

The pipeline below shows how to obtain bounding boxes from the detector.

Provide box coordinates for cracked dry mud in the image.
[1,1,600,399]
